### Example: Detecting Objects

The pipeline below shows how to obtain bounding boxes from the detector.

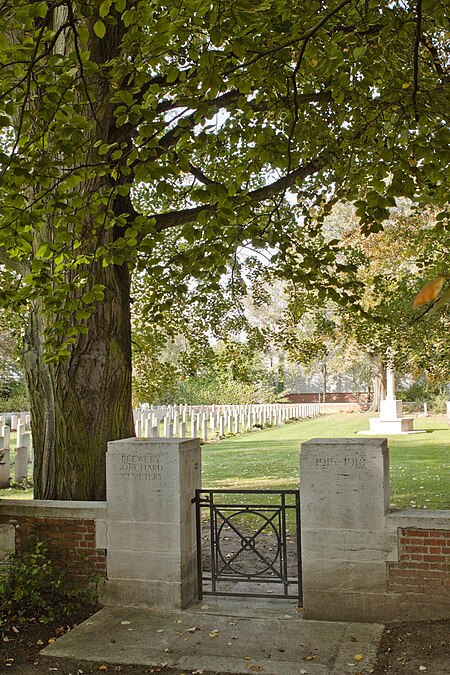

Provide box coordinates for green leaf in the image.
[93,20,106,39]
[99,0,112,18]
[166,67,179,83]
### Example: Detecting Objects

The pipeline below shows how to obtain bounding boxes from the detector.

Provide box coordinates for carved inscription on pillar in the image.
[120,453,163,481]
[315,456,367,469]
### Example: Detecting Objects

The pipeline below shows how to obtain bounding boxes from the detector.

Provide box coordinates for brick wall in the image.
[287,392,370,403]
[387,527,450,600]
[0,501,107,585]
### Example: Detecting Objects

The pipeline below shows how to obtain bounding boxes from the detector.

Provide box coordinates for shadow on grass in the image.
[420,428,450,433]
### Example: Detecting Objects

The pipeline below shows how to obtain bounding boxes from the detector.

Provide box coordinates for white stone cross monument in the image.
[361,359,424,435]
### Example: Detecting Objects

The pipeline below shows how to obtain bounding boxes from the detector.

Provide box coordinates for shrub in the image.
[398,379,448,414]
[0,539,94,634]
[175,375,278,405]
[0,395,29,413]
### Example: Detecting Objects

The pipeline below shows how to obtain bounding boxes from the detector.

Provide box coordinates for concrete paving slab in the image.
[42,601,384,674]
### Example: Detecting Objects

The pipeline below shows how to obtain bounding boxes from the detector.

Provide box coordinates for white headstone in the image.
[0,448,10,488]
[14,446,28,482]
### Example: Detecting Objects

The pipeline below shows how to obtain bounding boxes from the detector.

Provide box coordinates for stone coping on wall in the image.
[387,508,450,529]
[2,501,448,534]
[0,499,107,519]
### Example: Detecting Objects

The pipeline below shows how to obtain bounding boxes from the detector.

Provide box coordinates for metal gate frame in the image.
[194,489,302,602]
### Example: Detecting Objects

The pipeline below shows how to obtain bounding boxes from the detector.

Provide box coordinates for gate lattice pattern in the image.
[194,489,302,601]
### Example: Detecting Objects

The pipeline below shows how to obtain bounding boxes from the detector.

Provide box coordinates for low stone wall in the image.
[287,392,370,404]
[1,438,448,623]
[0,500,107,583]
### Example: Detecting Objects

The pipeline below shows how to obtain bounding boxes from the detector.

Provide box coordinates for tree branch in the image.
[412,0,422,117]
[151,158,326,232]
[188,163,220,186]
[225,0,353,76]
[0,247,29,275]
[420,34,450,85]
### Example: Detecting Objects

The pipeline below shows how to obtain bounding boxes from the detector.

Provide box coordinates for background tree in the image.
[281,203,450,410]
[0,1,448,498]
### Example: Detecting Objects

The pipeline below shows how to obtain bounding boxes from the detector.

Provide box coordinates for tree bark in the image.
[322,361,327,403]
[14,8,137,500]
[368,355,386,413]
[23,262,135,500]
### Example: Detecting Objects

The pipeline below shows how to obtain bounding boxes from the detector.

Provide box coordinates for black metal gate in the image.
[194,489,302,602]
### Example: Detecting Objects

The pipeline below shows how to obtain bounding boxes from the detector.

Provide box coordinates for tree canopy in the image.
[0,0,448,498]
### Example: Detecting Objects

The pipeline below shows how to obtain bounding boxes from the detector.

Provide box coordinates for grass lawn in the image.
[1,437,35,500]
[1,413,449,510]
[202,413,450,511]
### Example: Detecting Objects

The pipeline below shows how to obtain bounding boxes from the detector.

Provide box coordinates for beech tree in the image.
[0,1,448,499]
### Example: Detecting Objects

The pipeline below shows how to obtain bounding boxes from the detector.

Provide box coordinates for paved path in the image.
[43,598,384,674]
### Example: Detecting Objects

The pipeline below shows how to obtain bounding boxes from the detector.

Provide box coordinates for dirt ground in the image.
[2,526,448,673]
[1,605,449,674]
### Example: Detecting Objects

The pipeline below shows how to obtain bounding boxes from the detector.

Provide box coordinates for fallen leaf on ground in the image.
[354,654,364,662]
[303,655,315,661]
[187,626,200,633]
[47,637,56,644]
[246,665,263,672]
[208,629,219,637]
[300,670,308,674]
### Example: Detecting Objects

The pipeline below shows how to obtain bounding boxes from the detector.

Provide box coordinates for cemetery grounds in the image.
[1,412,449,673]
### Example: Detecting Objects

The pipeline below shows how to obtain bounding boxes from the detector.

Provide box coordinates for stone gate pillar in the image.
[101,437,201,609]
[300,438,396,622]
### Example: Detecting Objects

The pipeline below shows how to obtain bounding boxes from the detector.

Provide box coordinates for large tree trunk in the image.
[321,361,327,404]
[23,262,135,500]
[17,8,136,500]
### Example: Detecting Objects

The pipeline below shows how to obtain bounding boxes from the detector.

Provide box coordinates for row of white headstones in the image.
[0,403,320,488]
[134,402,320,441]
[0,414,33,487]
